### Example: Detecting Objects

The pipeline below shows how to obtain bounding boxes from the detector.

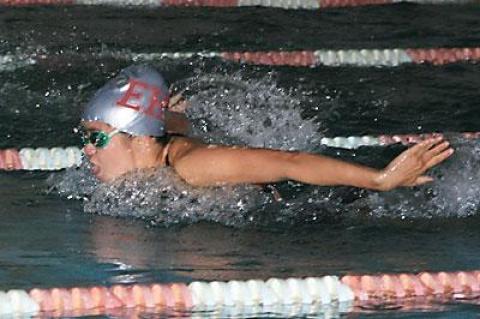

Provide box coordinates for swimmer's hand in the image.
[168,93,188,113]
[165,92,190,135]
[374,137,454,191]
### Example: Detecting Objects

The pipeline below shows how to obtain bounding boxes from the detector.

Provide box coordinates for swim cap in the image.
[82,64,170,137]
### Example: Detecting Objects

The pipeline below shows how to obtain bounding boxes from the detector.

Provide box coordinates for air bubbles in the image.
[50,163,270,227]
[183,72,323,152]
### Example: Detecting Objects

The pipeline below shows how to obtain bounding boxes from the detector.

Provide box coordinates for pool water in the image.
[1,3,480,318]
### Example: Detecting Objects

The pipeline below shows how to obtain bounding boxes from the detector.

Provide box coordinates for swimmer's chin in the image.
[91,168,124,184]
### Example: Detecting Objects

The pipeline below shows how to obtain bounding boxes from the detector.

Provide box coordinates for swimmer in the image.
[81,65,453,191]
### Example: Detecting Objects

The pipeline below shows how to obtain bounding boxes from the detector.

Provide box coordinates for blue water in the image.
[1,3,480,318]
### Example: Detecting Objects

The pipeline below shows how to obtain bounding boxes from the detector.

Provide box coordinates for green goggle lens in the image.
[81,130,118,148]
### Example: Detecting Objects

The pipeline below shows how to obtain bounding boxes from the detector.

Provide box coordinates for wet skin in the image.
[82,121,454,191]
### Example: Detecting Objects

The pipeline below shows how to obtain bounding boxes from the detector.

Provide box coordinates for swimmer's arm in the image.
[172,137,453,191]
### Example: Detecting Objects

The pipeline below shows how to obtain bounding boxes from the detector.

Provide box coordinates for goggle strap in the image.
[108,129,120,138]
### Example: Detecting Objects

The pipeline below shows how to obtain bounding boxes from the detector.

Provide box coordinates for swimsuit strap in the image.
[161,137,173,167]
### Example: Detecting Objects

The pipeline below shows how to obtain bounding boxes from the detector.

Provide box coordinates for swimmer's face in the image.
[82,121,136,183]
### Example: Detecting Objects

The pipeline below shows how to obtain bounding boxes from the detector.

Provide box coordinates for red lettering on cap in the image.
[116,79,168,120]
[145,86,168,120]
[116,79,149,111]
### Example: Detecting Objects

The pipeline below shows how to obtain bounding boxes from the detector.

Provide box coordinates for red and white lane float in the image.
[0,0,473,9]
[0,147,82,171]
[0,270,479,317]
[4,47,480,69]
[220,47,480,66]
[0,131,477,171]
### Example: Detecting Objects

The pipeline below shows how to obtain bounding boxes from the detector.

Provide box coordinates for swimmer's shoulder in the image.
[167,136,206,165]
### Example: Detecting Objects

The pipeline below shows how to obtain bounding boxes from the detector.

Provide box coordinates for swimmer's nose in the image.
[83,144,96,157]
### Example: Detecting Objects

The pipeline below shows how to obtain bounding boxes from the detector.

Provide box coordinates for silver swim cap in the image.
[82,64,170,137]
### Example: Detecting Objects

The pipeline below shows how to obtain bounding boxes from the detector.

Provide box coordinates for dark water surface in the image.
[1,4,480,318]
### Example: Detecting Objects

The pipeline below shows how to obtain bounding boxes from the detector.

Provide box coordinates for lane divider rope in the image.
[2,47,480,72]
[1,270,479,317]
[0,0,475,9]
[222,48,480,66]
[0,147,82,171]
[0,132,476,171]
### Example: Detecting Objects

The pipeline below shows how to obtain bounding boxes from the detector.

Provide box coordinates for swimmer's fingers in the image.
[423,140,450,158]
[409,137,452,170]
[407,142,453,186]
[168,93,188,113]
[426,148,454,169]
[411,175,434,186]
[378,137,452,190]
[422,139,453,165]
[169,93,184,107]
[412,136,444,154]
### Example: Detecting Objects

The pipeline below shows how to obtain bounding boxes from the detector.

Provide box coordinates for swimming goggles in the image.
[81,129,120,149]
